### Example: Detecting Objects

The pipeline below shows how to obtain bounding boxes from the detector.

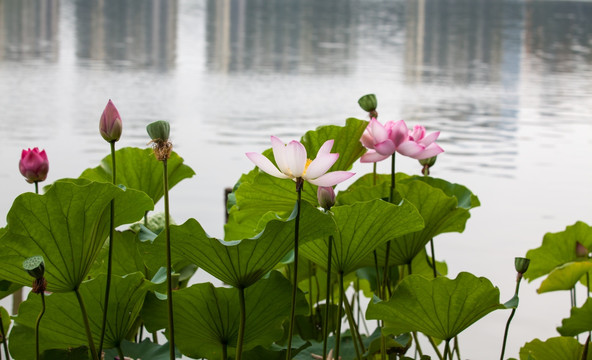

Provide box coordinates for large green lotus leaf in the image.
[525,221,592,281]
[336,173,408,205]
[403,175,480,210]
[300,117,368,172]
[537,261,592,294]
[519,336,592,360]
[0,279,22,301]
[142,201,335,288]
[79,147,195,204]
[9,273,149,359]
[102,340,179,360]
[557,297,592,336]
[141,271,308,359]
[40,346,89,360]
[89,230,147,278]
[0,180,152,292]
[300,198,424,275]
[366,272,505,340]
[384,179,471,265]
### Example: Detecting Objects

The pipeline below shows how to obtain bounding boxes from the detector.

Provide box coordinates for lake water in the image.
[1,0,592,358]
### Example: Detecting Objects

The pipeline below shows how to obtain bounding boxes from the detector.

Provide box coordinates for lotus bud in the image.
[317,186,336,211]
[514,257,530,275]
[147,120,172,161]
[19,148,49,184]
[576,241,589,259]
[358,94,378,118]
[419,156,438,176]
[99,99,122,142]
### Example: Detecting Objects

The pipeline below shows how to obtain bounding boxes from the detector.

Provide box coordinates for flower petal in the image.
[374,140,396,156]
[246,152,290,179]
[360,150,390,163]
[419,131,440,146]
[370,119,389,143]
[305,153,339,180]
[317,139,335,156]
[390,120,409,148]
[271,136,290,175]
[414,143,444,159]
[396,141,425,158]
[307,171,355,187]
[361,128,375,149]
[286,140,307,177]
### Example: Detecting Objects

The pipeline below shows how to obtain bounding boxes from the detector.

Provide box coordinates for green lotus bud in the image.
[514,257,530,275]
[23,255,45,279]
[358,94,377,113]
[419,156,437,168]
[146,120,170,142]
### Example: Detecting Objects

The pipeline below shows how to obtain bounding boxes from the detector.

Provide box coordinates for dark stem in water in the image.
[286,178,303,360]
[99,140,117,355]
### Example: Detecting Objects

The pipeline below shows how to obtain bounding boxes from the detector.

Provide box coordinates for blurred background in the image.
[0,0,591,358]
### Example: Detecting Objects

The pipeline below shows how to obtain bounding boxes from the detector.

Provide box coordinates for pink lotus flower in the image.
[360,118,444,162]
[99,99,122,142]
[246,136,355,187]
[19,147,49,183]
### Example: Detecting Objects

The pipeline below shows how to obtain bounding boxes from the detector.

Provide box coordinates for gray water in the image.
[1,0,592,358]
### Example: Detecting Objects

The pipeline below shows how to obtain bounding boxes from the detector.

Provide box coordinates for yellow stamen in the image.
[303,159,313,176]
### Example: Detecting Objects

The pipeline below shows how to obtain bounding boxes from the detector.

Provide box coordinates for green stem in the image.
[308,261,314,317]
[34,181,39,194]
[581,333,590,360]
[412,332,423,357]
[407,262,413,276]
[334,271,345,360]
[236,287,246,360]
[443,340,450,360]
[222,343,228,360]
[322,236,333,360]
[454,336,461,360]
[427,335,444,360]
[117,345,125,360]
[430,239,437,278]
[500,276,522,360]
[0,310,9,360]
[35,292,46,360]
[99,141,117,355]
[74,288,99,360]
[286,179,303,360]
[343,295,365,358]
[163,158,176,360]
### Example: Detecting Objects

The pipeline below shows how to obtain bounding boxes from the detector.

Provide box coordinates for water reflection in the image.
[205,0,357,74]
[0,0,59,61]
[74,0,177,70]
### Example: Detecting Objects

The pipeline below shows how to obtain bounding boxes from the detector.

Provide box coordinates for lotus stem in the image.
[581,333,590,360]
[0,311,9,360]
[117,345,125,360]
[222,343,228,360]
[443,339,451,360]
[500,273,523,360]
[427,335,444,360]
[99,141,117,355]
[235,286,246,360]
[343,292,364,358]
[322,235,333,360]
[454,336,461,360]
[163,158,176,360]
[334,271,345,360]
[286,178,303,360]
[74,288,99,360]
[34,292,46,360]
[430,239,437,278]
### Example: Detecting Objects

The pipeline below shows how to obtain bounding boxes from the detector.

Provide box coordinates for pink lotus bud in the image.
[19,147,49,183]
[99,99,122,142]
[317,186,336,211]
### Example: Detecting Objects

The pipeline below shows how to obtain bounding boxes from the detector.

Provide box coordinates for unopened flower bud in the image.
[358,94,378,118]
[419,156,437,176]
[99,100,122,142]
[147,120,172,161]
[317,186,336,211]
[19,148,49,184]
[514,257,530,275]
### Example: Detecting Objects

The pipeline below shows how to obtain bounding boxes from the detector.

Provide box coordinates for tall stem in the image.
[443,340,450,360]
[427,335,444,360]
[163,158,176,360]
[235,287,246,360]
[286,179,303,360]
[222,343,228,360]
[35,292,46,360]
[117,345,125,360]
[0,311,9,360]
[500,276,523,360]
[99,141,117,355]
[74,288,99,360]
[334,271,345,360]
[322,236,333,360]
[430,239,437,278]
[343,293,364,358]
